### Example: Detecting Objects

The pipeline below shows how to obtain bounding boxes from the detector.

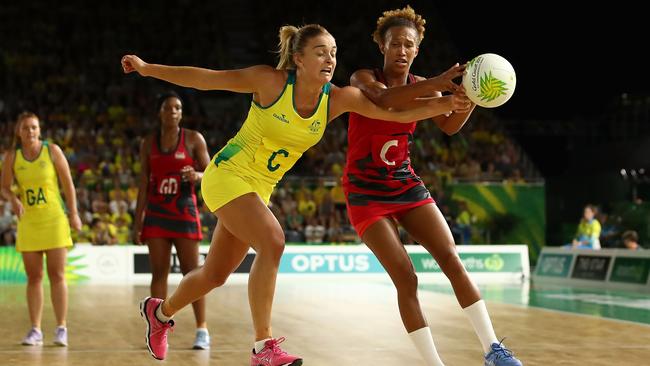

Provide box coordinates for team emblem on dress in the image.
[308,120,321,134]
[158,177,178,195]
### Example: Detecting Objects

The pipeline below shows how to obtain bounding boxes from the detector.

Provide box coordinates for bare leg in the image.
[174,238,206,329]
[361,218,445,366]
[398,204,481,307]
[361,218,426,332]
[162,220,249,316]
[214,193,285,341]
[399,204,498,353]
[22,252,44,329]
[45,247,68,327]
[146,238,173,299]
[160,193,285,342]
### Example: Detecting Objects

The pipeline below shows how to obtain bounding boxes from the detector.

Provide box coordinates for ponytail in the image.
[276,25,299,70]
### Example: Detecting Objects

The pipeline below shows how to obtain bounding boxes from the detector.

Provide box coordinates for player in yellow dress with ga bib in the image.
[122,23,469,364]
[1,112,81,347]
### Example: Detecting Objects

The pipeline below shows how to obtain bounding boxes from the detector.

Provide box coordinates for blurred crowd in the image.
[0,0,539,246]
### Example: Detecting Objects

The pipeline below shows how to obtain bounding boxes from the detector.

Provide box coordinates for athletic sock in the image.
[463,299,499,353]
[408,327,445,366]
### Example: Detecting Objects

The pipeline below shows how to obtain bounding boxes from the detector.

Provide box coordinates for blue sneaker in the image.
[484,340,522,366]
[192,328,210,350]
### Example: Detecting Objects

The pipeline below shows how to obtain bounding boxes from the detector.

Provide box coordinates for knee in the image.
[438,251,467,279]
[179,261,198,276]
[46,270,65,285]
[203,270,228,289]
[150,264,170,281]
[258,229,285,261]
[27,271,44,284]
[394,268,419,296]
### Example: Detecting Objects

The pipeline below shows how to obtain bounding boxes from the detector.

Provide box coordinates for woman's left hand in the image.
[181,165,199,183]
[69,213,82,232]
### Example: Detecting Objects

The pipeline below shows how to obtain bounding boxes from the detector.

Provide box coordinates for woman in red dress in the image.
[134,91,212,350]
[343,6,522,366]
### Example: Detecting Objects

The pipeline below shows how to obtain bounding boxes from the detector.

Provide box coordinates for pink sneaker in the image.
[251,337,302,366]
[139,297,174,360]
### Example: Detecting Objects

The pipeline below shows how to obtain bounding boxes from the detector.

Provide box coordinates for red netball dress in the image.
[342,70,434,236]
[141,128,202,240]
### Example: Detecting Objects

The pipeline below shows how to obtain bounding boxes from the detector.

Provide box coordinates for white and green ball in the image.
[462,53,516,108]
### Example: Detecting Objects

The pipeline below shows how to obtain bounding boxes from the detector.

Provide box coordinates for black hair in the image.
[155,90,182,113]
[622,230,639,243]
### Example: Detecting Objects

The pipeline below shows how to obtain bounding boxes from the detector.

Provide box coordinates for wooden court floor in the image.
[1,277,649,365]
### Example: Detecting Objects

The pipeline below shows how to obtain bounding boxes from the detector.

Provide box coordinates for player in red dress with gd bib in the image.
[343,6,523,366]
[134,91,212,350]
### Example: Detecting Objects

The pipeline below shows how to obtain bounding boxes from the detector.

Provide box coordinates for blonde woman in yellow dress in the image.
[1,112,82,347]
[122,23,469,365]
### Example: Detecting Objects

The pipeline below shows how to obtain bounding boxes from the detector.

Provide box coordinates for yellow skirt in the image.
[16,212,73,252]
[201,162,274,212]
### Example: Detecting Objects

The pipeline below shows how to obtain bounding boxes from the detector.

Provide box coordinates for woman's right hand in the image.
[121,55,148,76]
[10,197,24,219]
[432,63,466,93]
[133,221,144,245]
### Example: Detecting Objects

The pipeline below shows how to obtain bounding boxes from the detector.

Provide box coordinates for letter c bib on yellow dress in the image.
[201,71,330,211]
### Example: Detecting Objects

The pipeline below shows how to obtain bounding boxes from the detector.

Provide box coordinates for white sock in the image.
[196,327,209,333]
[254,338,272,353]
[408,327,445,366]
[463,300,498,353]
[155,302,172,323]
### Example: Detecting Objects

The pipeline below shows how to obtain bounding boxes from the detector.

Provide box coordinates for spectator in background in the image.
[126,177,139,211]
[297,191,317,220]
[305,217,326,244]
[330,174,347,220]
[89,218,117,245]
[455,201,474,244]
[0,200,14,243]
[621,230,642,250]
[318,187,335,220]
[312,178,329,206]
[598,212,621,248]
[286,207,305,242]
[111,201,132,227]
[114,216,131,244]
[566,204,601,249]
[0,200,17,245]
[109,187,128,215]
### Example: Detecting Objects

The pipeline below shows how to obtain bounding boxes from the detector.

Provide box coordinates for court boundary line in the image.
[416,284,650,328]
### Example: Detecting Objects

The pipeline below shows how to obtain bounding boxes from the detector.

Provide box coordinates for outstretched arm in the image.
[430,86,477,135]
[121,55,278,93]
[329,85,470,123]
[350,63,465,109]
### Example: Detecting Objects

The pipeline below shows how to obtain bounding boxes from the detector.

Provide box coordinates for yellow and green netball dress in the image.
[14,141,72,252]
[202,71,330,211]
